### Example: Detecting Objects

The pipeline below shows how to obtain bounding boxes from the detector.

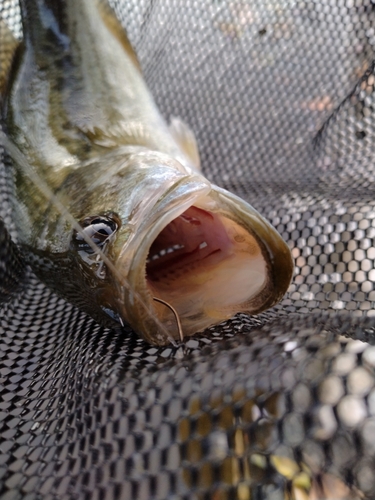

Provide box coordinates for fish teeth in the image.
[146,243,185,264]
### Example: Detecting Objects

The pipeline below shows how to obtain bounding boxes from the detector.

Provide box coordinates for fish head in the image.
[67,148,293,345]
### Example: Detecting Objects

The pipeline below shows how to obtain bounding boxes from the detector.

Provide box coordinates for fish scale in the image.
[1,0,375,499]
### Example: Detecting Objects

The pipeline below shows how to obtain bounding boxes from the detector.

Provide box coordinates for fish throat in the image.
[146,207,232,282]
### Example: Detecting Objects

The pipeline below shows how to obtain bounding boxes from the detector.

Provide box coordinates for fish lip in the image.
[116,175,212,345]
[211,186,294,312]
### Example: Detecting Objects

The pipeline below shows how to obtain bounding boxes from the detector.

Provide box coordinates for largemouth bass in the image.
[1,0,293,345]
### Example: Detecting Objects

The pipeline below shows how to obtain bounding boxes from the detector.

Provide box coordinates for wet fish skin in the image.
[1,0,294,345]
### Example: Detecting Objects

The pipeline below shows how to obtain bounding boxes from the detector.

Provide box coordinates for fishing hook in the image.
[153,297,184,342]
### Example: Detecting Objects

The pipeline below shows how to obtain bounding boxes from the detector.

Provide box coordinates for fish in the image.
[0,0,294,345]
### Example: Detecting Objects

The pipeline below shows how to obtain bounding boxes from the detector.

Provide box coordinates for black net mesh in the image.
[2,1,375,498]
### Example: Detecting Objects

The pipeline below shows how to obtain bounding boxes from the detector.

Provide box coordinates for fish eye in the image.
[71,215,119,252]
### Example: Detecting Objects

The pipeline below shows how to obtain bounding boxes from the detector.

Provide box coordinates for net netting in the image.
[1,1,375,498]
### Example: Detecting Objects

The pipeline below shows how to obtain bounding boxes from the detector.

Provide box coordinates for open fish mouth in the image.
[84,156,294,345]
[124,183,292,344]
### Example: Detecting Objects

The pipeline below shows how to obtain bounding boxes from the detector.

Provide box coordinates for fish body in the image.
[1,0,293,344]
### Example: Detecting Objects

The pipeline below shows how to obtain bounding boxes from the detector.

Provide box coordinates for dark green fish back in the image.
[2,1,375,499]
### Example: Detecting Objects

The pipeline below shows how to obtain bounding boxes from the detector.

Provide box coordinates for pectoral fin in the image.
[169,117,201,171]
